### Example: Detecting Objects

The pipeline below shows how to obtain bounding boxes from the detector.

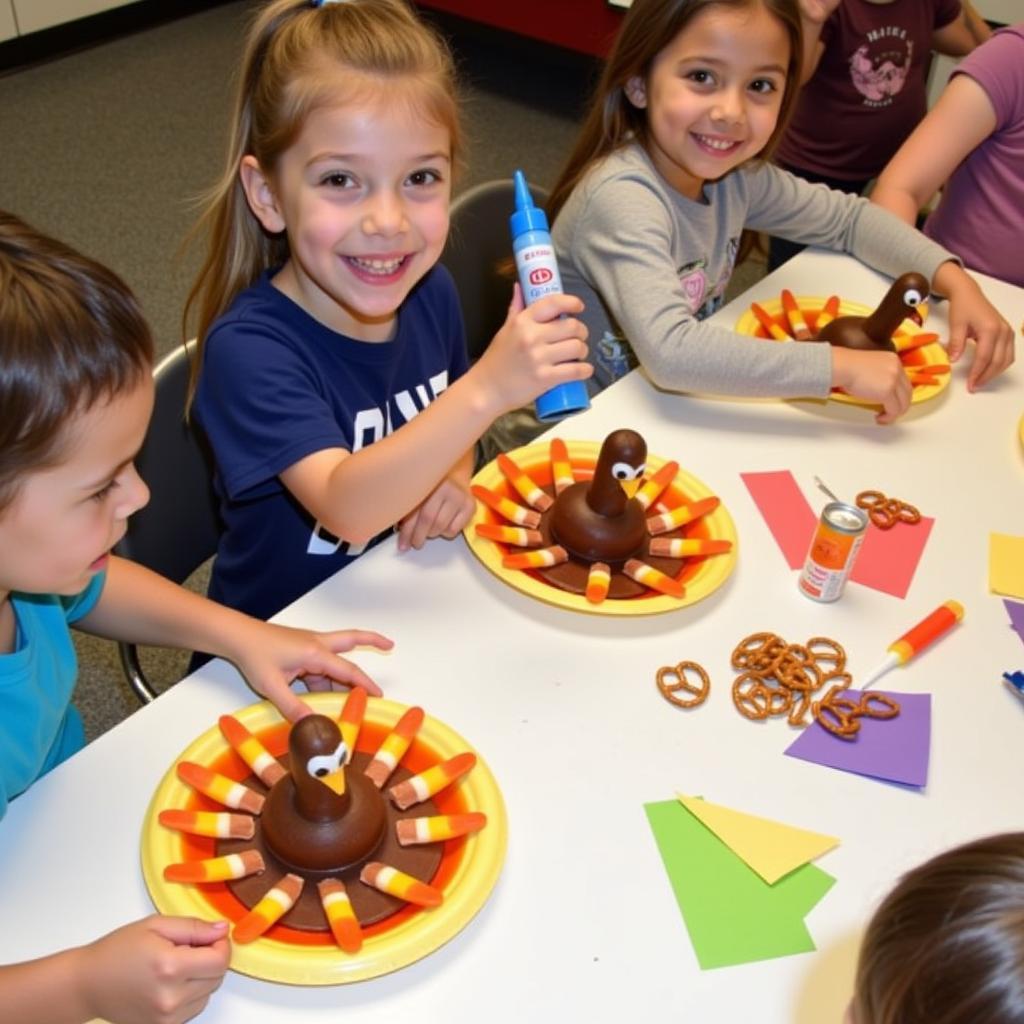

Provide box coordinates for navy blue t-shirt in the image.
[194,265,468,621]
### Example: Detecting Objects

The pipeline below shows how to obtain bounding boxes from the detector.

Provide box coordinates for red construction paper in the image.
[739,471,816,569]
[741,471,933,599]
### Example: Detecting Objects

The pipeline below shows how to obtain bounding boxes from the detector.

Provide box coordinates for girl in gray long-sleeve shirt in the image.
[488,0,1012,455]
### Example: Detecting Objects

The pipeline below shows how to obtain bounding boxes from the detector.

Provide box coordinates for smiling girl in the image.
[515,0,1011,436]
[186,0,591,621]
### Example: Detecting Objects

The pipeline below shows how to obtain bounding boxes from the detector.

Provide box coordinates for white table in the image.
[3,250,1022,1022]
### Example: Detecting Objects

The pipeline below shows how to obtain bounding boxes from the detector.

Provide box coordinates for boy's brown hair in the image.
[852,832,1024,1024]
[0,210,154,512]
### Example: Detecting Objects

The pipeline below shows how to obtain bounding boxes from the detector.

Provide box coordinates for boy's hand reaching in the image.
[76,915,229,1024]
[230,623,393,722]
[397,476,475,552]
[474,284,592,415]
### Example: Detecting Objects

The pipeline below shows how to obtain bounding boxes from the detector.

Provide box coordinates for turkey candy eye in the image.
[307,740,348,779]
[612,461,645,480]
[903,288,924,306]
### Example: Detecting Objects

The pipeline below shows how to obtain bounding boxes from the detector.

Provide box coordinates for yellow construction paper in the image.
[677,794,839,884]
[989,533,1024,600]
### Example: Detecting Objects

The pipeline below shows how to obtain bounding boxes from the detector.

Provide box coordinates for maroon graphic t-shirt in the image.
[776,0,961,181]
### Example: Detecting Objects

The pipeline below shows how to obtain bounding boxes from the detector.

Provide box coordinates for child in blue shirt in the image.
[187,0,591,622]
[0,209,391,1022]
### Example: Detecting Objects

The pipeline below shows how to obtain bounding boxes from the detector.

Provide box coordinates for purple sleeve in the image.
[951,27,1024,132]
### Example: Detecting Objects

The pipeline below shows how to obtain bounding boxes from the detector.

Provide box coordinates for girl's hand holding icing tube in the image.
[474,283,591,414]
[830,347,913,425]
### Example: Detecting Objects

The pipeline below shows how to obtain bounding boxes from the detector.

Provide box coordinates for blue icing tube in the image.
[509,169,590,422]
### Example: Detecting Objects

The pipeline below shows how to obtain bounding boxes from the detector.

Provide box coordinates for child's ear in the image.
[239,155,286,234]
[624,76,648,109]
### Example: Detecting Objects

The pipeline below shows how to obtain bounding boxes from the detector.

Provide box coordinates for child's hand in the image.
[936,266,1015,390]
[230,623,393,721]
[76,915,229,1024]
[830,348,913,424]
[474,283,592,414]
[397,476,475,552]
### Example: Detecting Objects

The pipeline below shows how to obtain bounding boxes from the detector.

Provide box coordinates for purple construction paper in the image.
[784,690,931,788]
[1003,599,1024,643]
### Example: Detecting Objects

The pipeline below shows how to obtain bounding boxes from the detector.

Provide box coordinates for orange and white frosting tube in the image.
[396,812,488,846]
[497,453,553,511]
[364,706,425,788]
[158,809,255,840]
[471,484,541,528]
[389,752,476,810]
[176,761,265,814]
[318,878,363,953]
[360,862,442,907]
[889,600,964,663]
[164,849,265,884]
[646,496,720,536]
[218,715,286,787]
[623,559,685,598]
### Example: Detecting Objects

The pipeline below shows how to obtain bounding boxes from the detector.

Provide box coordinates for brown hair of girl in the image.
[852,832,1024,1024]
[183,0,461,402]
[0,210,153,513]
[547,0,804,224]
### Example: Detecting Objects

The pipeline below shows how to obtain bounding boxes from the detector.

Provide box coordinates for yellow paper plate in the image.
[464,440,737,616]
[141,693,507,985]
[734,295,950,406]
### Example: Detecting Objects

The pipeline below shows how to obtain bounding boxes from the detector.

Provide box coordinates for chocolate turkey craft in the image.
[472,429,732,605]
[160,691,486,951]
[814,272,929,352]
[746,272,949,389]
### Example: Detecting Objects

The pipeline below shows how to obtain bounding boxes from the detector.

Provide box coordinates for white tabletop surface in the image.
[2,249,1022,1023]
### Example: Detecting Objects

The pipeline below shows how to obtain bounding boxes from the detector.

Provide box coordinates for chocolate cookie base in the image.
[218,750,442,931]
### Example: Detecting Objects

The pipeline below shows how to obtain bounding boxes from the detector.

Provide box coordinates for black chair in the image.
[442,178,550,362]
[114,341,222,704]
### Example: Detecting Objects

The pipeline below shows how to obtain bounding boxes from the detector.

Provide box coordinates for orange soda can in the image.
[798,501,868,602]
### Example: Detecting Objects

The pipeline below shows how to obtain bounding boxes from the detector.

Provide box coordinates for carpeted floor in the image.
[0,2,766,741]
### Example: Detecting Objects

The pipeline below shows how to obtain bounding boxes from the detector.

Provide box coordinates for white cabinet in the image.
[0,2,17,42]
[11,0,138,36]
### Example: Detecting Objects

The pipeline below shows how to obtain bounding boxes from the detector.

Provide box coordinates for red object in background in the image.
[416,0,624,58]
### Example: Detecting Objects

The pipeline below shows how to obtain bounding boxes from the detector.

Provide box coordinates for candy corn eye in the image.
[903,288,923,305]
[612,462,644,480]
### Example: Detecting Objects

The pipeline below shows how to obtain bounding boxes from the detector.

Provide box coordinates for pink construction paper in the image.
[740,471,933,599]
[739,471,817,570]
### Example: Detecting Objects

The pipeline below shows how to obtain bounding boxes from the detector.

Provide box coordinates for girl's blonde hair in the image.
[184,0,460,399]
[852,832,1024,1024]
[547,0,803,223]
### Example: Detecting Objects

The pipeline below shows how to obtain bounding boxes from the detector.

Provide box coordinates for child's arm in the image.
[76,557,393,722]
[872,74,997,225]
[0,915,229,1024]
[797,0,840,83]
[396,447,475,552]
[959,0,992,47]
[279,287,590,547]
[932,10,985,57]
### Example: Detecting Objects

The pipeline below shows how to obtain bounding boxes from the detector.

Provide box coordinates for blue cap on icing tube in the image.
[510,170,549,237]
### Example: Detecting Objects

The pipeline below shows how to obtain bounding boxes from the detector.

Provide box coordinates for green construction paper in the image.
[644,799,835,969]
